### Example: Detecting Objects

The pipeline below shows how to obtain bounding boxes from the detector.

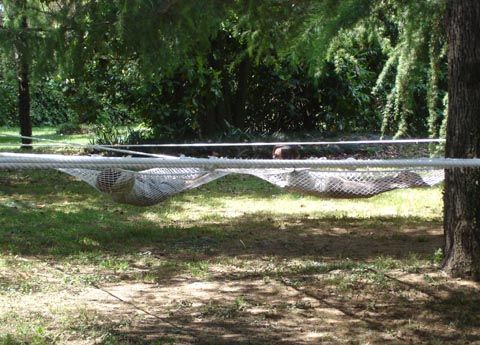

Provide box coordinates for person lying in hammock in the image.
[272,145,301,159]
[92,168,227,206]
[62,164,436,206]
[60,167,226,207]
[270,146,429,198]
[284,169,428,198]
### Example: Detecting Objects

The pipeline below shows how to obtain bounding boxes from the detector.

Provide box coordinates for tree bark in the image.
[16,14,32,149]
[443,0,480,280]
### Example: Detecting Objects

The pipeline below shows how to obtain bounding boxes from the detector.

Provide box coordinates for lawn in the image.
[0,167,479,344]
[0,127,93,149]
[0,127,479,344]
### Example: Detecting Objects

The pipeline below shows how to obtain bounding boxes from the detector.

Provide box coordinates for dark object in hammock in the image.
[272,145,301,159]
[96,168,135,193]
[285,169,429,198]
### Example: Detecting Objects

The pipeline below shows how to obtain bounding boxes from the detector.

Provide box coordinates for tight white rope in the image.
[0,134,445,148]
[0,134,175,159]
[97,138,445,148]
[0,153,479,170]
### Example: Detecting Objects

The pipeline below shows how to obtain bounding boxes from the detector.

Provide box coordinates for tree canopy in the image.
[0,0,448,139]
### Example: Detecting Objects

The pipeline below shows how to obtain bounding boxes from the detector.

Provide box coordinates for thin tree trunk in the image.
[16,14,32,149]
[443,0,480,280]
[18,57,32,148]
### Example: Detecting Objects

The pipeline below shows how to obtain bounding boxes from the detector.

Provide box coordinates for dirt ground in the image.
[2,219,479,345]
[0,171,478,344]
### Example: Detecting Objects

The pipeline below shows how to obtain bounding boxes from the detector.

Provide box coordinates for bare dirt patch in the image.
[2,221,479,344]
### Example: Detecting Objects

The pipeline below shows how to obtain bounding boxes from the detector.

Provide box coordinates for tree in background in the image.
[0,0,33,147]
[280,0,447,138]
[0,1,235,141]
[0,0,90,144]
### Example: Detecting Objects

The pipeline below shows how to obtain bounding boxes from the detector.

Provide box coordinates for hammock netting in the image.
[62,167,444,206]
[0,153,453,206]
[61,168,229,206]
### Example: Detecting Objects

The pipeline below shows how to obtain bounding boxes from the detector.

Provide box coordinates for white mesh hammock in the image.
[60,167,444,206]
[61,168,229,206]
[0,152,452,206]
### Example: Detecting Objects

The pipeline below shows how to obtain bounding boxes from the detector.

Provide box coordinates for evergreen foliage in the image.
[286,0,448,138]
[0,0,449,140]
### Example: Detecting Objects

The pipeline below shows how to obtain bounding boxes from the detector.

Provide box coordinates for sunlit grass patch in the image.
[2,168,477,345]
[0,126,94,152]
[153,174,443,222]
[0,170,443,259]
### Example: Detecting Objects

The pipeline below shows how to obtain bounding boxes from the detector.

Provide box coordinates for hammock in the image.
[61,168,229,206]
[0,153,451,206]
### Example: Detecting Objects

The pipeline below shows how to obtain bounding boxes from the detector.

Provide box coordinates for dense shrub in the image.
[0,78,17,126]
[31,79,77,126]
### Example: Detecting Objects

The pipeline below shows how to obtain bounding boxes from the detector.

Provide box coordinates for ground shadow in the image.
[2,171,466,344]
[0,198,442,261]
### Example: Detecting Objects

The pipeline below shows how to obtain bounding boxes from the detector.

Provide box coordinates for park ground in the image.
[0,128,479,344]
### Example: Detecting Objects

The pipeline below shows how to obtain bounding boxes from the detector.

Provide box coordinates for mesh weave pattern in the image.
[61,168,228,206]
[61,167,444,206]
[247,169,443,198]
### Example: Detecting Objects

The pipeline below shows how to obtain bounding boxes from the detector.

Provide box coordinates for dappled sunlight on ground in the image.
[1,171,477,344]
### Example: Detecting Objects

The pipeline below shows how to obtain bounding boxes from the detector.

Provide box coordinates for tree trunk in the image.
[16,14,32,149]
[443,0,480,280]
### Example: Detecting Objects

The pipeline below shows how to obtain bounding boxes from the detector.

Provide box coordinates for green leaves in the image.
[0,0,449,138]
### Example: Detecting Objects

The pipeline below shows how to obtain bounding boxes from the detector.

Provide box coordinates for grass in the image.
[0,126,93,149]
[0,128,479,344]
[0,171,442,258]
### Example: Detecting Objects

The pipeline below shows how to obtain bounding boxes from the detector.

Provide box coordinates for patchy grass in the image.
[0,126,92,151]
[0,169,479,344]
[0,126,93,142]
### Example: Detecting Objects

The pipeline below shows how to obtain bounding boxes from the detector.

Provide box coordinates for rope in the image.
[0,134,445,148]
[0,133,176,159]
[96,138,445,147]
[0,153,479,170]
